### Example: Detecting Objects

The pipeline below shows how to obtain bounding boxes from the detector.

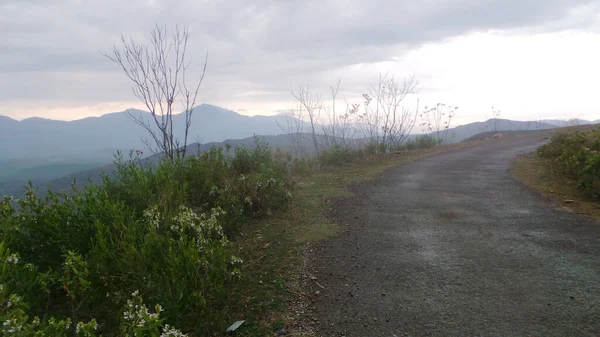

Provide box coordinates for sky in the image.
[1,0,600,125]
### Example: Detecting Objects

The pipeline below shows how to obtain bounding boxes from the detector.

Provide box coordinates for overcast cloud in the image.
[1,0,599,123]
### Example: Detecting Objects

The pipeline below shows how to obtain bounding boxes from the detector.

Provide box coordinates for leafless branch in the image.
[104,25,207,160]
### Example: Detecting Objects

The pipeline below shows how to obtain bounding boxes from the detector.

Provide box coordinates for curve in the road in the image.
[311,138,600,337]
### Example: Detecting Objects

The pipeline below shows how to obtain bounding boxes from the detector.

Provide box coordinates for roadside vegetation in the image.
[513,126,600,221]
[0,136,456,336]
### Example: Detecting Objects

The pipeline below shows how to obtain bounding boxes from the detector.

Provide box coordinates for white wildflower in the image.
[160,324,187,337]
[6,294,21,308]
[230,256,243,265]
[143,206,161,229]
[6,253,19,264]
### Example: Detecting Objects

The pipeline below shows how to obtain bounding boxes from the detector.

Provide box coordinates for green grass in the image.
[513,154,600,223]
[511,124,600,224]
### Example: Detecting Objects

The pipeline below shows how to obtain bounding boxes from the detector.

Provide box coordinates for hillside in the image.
[0,104,299,161]
[443,118,558,143]
[539,119,598,127]
[0,133,315,198]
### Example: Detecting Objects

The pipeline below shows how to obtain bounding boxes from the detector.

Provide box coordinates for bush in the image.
[405,139,417,150]
[397,135,437,151]
[0,138,292,336]
[230,136,272,175]
[363,142,378,156]
[415,135,438,148]
[537,127,600,199]
[318,145,362,166]
[291,157,316,175]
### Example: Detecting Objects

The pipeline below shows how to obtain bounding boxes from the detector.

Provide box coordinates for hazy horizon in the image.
[2,1,600,124]
[1,103,598,126]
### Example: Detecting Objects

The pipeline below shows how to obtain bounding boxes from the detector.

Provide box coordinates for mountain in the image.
[0,104,297,161]
[0,104,304,184]
[539,119,596,127]
[441,118,557,143]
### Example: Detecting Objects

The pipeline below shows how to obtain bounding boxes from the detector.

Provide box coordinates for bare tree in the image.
[288,75,420,156]
[337,100,360,146]
[104,25,207,160]
[321,80,342,149]
[290,86,324,156]
[370,74,419,150]
[491,106,501,131]
[420,103,458,145]
[276,106,308,157]
[356,93,378,148]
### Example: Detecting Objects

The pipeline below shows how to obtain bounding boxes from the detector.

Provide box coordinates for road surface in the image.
[311,138,600,337]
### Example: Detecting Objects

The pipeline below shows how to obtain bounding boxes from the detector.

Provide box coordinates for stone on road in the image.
[312,138,600,337]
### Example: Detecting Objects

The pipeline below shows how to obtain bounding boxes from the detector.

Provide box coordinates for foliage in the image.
[398,135,438,151]
[318,145,363,166]
[415,135,439,148]
[0,137,292,336]
[290,157,316,176]
[537,127,600,199]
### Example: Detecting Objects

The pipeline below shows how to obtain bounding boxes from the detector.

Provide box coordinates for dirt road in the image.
[311,138,600,337]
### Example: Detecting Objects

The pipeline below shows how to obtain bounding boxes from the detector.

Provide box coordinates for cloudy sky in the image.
[1,0,599,125]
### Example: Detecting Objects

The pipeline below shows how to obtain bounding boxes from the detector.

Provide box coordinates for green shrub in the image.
[231,136,272,175]
[363,142,378,156]
[415,135,438,148]
[0,188,236,335]
[0,138,293,336]
[405,139,417,150]
[0,241,185,336]
[537,127,600,199]
[580,153,600,199]
[395,136,436,151]
[234,167,292,217]
[318,145,362,166]
[291,157,315,175]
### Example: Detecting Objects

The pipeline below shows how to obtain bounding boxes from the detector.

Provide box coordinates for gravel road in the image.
[311,138,600,337]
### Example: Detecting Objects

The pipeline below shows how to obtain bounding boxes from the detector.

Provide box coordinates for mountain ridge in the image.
[0,104,296,160]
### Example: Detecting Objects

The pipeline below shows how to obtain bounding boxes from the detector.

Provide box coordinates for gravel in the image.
[309,138,600,337]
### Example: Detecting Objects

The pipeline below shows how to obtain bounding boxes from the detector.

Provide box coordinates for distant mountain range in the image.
[1,103,599,198]
[0,104,296,161]
[443,118,559,143]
